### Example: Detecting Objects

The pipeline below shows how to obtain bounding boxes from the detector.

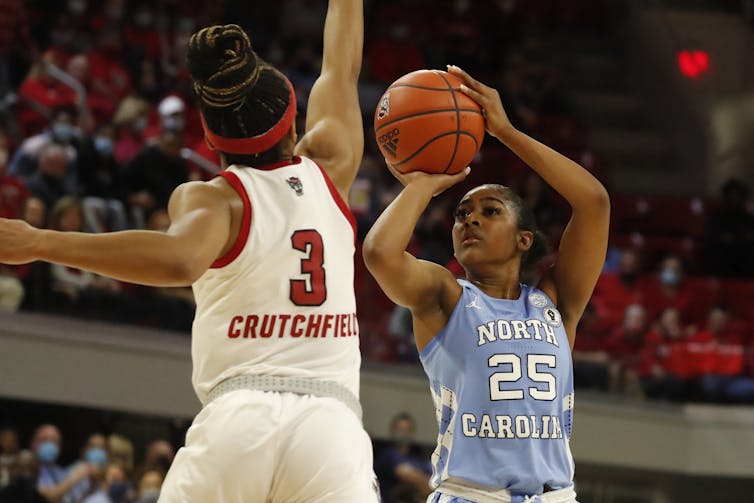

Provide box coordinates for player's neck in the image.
[467,276,521,300]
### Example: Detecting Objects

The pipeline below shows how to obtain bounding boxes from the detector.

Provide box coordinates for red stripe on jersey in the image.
[313,161,357,241]
[211,171,252,268]
[254,156,303,171]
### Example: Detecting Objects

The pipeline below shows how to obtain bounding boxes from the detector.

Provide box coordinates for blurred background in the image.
[0,0,753,502]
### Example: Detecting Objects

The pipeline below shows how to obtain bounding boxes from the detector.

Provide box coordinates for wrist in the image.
[32,229,53,261]
[492,124,519,144]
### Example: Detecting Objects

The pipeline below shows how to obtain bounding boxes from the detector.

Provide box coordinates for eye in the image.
[482,206,501,216]
[454,208,470,220]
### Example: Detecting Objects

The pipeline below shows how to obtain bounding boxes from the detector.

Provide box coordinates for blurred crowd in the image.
[0,0,751,407]
[0,424,171,503]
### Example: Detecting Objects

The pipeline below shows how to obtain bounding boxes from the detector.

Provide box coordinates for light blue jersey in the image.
[419,280,575,497]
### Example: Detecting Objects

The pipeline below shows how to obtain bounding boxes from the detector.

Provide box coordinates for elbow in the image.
[583,183,611,213]
[362,234,389,272]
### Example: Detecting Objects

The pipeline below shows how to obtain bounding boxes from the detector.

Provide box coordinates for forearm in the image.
[321,0,363,79]
[35,229,200,287]
[495,127,608,208]
[363,183,432,262]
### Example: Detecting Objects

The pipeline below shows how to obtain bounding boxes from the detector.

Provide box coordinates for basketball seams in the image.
[433,71,461,173]
[393,131,479,171]
[374,108,483,134]
[387,83,464,92]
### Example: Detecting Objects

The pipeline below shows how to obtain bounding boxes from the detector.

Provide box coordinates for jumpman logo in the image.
[465,295,483,310]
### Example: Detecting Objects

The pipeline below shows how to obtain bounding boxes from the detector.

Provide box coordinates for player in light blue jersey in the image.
[363,65,610,503]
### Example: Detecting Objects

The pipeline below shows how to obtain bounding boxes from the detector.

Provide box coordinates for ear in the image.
[287,123,297,143]
[517,230,534,253]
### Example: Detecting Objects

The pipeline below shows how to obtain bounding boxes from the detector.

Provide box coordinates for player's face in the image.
[451,187,522,268]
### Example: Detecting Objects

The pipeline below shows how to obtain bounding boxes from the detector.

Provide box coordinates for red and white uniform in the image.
[191,155,360,403]
[161,156,377,503]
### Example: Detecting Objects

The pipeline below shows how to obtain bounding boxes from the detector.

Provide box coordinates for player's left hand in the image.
[0,218,41,264]
[385,159,470,197]
[447,65,515,141]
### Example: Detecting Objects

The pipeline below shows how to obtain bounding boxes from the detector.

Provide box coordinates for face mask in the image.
[108,481,129,502]
[52,123,75,142]
[94,136,114,157]
[659,268,680,287]
[162,115,185,133]
[85,446,108,467]
[140,489,160,503]
[36,441,60,463]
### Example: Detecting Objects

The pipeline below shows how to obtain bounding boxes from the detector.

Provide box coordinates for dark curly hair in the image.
[187,24,294,166]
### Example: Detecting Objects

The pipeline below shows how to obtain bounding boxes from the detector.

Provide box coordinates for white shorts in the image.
[159,389,379,503]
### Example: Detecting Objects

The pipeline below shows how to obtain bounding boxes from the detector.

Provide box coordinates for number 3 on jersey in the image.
[290,229,327,306]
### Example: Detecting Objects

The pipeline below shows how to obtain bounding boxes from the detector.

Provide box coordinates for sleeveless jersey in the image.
[191,156,360,404]
[419,280,575,496]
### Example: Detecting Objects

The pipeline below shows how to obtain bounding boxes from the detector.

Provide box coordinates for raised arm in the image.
[0,182,231,286]
[362,166,468,350]
[294,0,364,201]
[449,66,610,347]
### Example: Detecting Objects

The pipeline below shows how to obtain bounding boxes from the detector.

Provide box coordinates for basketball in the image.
[373,69,486,175]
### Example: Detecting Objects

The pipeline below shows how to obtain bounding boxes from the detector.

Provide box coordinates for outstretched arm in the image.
[294,0,364,201]
[0,182,231,286]
[363,166,468,350]
[449,65,610,348]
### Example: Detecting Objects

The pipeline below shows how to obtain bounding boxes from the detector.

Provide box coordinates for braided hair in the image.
[187,24,294,166]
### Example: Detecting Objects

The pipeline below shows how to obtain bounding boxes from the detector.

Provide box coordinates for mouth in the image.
[461,234,481,246]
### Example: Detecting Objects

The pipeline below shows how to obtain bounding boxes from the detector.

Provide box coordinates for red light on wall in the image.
[678,50,710,78]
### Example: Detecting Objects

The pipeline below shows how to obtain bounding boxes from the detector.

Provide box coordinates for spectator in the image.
[704,178,754,278]
[375,413,431,503]
[10,107,79,184]
[592,248,643,330]
[68,433,109,502]
[387,305,418,363]
[641,307,694,401]
[79,123,128,233]
[132,468,163,503]
[0,450,47,503]
[31,424,94,503]
[141,440,174,475]
[0,427,19,488]
[16,196,49,311]
[106,436,133,474]
[572,303,610,391]
[639,255,697,324]
[112,96,150,166]
[23,142,78,210]
[122,130,188,228]
[81,463,129,503]
[604,304,652,394]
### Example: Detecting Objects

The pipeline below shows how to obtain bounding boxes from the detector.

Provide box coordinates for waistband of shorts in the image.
[433,480,576,503]
[205,374,362,421]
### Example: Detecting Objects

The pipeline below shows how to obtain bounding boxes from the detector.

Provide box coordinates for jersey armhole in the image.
[210,170,252,269]
[310,159,358,243]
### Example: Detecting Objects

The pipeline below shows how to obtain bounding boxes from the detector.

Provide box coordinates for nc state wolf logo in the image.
[377,93,390,120]
[378,128,400,158]
[286,176,304,196]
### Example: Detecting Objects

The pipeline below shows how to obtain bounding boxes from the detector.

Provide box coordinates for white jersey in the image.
[191,156,360,404]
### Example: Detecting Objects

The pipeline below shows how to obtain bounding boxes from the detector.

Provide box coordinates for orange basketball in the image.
[374,70,486,175]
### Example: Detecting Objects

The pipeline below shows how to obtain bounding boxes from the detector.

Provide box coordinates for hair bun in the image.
[187,24,261,108]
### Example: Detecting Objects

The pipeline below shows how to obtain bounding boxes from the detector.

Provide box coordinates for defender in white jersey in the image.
[0,4,377,502]
[364,67,610,502]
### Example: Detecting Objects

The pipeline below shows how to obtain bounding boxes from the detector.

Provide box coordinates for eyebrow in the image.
[457,196,506,206]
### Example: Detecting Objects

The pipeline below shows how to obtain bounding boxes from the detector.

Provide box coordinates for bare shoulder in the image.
[169,180,233,212]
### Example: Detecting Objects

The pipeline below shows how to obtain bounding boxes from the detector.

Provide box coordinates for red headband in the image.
[201,80,297,155]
